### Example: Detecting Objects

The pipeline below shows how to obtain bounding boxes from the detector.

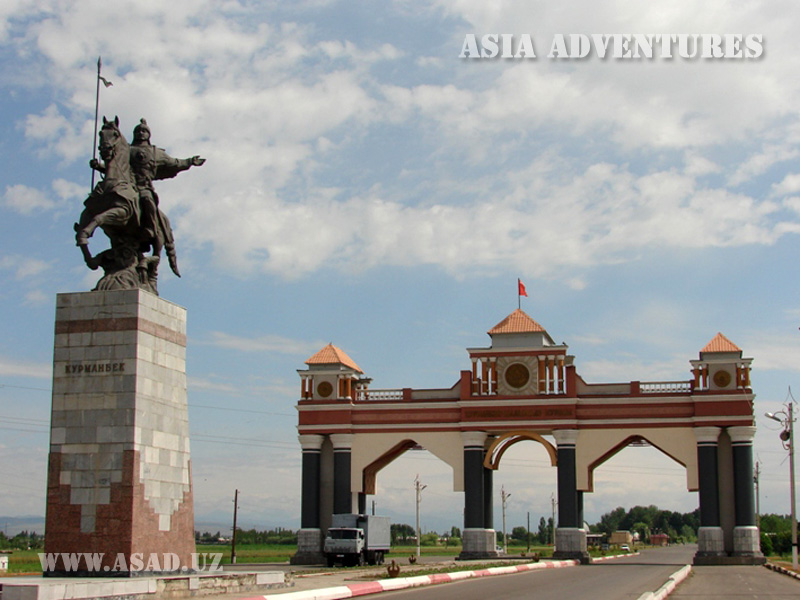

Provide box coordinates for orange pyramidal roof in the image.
[488,309,546,335]
[305,343,363,373]
[701,332,741,353]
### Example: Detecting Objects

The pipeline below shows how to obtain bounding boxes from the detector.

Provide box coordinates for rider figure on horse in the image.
[129,118,205,276]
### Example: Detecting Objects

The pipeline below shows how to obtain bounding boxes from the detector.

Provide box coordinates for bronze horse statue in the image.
[75,116,181,294]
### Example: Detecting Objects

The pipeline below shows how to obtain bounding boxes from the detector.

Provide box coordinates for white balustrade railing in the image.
[356,389,404,402]
[639,381,692,394]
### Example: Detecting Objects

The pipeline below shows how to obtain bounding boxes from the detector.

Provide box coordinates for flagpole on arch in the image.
[517,278,528,310]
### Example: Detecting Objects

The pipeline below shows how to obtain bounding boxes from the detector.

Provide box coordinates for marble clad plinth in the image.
[44,290,195,576]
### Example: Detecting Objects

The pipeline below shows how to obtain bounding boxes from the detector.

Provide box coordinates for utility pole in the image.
[231,489,239,565]
[791,402,797,572]
[766,393,797,571]
[551,493,557,548]
[501,486,511,553]
[415,475,427,558]
[526,511,531,554]
[753,461,761,531]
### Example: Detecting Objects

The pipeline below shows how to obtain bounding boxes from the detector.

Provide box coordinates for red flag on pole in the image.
[518,279,528,297]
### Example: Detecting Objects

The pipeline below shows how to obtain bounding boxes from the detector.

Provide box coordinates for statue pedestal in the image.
[44,290,195,576]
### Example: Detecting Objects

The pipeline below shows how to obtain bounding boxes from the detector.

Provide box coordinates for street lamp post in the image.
[766,401,797,571]
[414,475,427,559]
[501,486,511,553]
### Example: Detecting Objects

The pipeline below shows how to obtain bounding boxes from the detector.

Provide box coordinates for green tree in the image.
[679,524,696,542]
[632,521,650,544]
[759,514,791,534]
[537,517,548,544]
[420,532,439,546]
[598,507,626,536]
[391,523,415,544]
[510,526,529,543]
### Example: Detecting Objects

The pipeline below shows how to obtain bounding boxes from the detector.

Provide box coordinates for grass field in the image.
[5,543,795,575]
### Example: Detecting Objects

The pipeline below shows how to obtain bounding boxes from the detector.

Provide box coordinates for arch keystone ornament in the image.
[292,310,763,565]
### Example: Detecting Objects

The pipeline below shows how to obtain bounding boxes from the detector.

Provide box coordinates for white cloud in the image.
[3,184,59,214]
[729,143,800,187]
[204,332,326,355]
[743,332,800,373]
[0,356,51,379]
[0,255,50,280]
[578,357,689,384]
[175,159,789,281]
[23,290,49,306]
[5,1,800,284]
[2,179,81,215]
[772,173,800,196]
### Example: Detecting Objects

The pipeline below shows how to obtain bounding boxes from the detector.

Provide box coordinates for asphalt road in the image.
[377,545,696,600]
[670,563,800,599]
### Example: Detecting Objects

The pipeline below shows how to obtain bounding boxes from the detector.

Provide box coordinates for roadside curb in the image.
[592,551,640,563]
[244,559,580,600]
[764,562,800,580]
[635,564,692,600]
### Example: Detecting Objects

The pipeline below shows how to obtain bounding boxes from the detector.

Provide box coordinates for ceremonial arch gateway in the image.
[291,310,762,565]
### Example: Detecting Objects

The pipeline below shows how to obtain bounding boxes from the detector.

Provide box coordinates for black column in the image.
[556,443,578,528]
[576,491,584,528]
[483,457,493,530]
[333,448,352,514]
[730,428,756,527]
[695,428,721,528]
[358,493,367,515]
[463,441,485,529]
[299,435,322,528]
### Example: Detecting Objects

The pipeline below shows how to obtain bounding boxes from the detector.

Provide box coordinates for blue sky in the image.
[1,0,800,534]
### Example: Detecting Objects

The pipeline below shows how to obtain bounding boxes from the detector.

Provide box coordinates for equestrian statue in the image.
[75,116,205,295]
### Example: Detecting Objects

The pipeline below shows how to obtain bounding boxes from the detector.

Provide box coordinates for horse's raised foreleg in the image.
[75,206,130,246]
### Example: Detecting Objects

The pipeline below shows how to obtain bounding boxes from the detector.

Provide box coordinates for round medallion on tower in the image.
[504,363,531,389]
[496,355,539,396]
[317,381,334,398]
[712,369,731,388]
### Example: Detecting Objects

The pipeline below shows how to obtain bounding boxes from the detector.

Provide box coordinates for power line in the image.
[190,403,294,417]
[0,383,51,392]
[0,382,295,417]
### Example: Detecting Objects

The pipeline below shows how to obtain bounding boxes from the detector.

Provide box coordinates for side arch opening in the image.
[586,435,688,493]
[484,431,558,470]
[362,439,419,495]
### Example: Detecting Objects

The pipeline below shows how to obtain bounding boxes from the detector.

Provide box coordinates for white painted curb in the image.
[636,564,692,600]
[244,559,580,600]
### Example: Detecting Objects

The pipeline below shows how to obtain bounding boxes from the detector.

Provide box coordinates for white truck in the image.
[323,514,391,567]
